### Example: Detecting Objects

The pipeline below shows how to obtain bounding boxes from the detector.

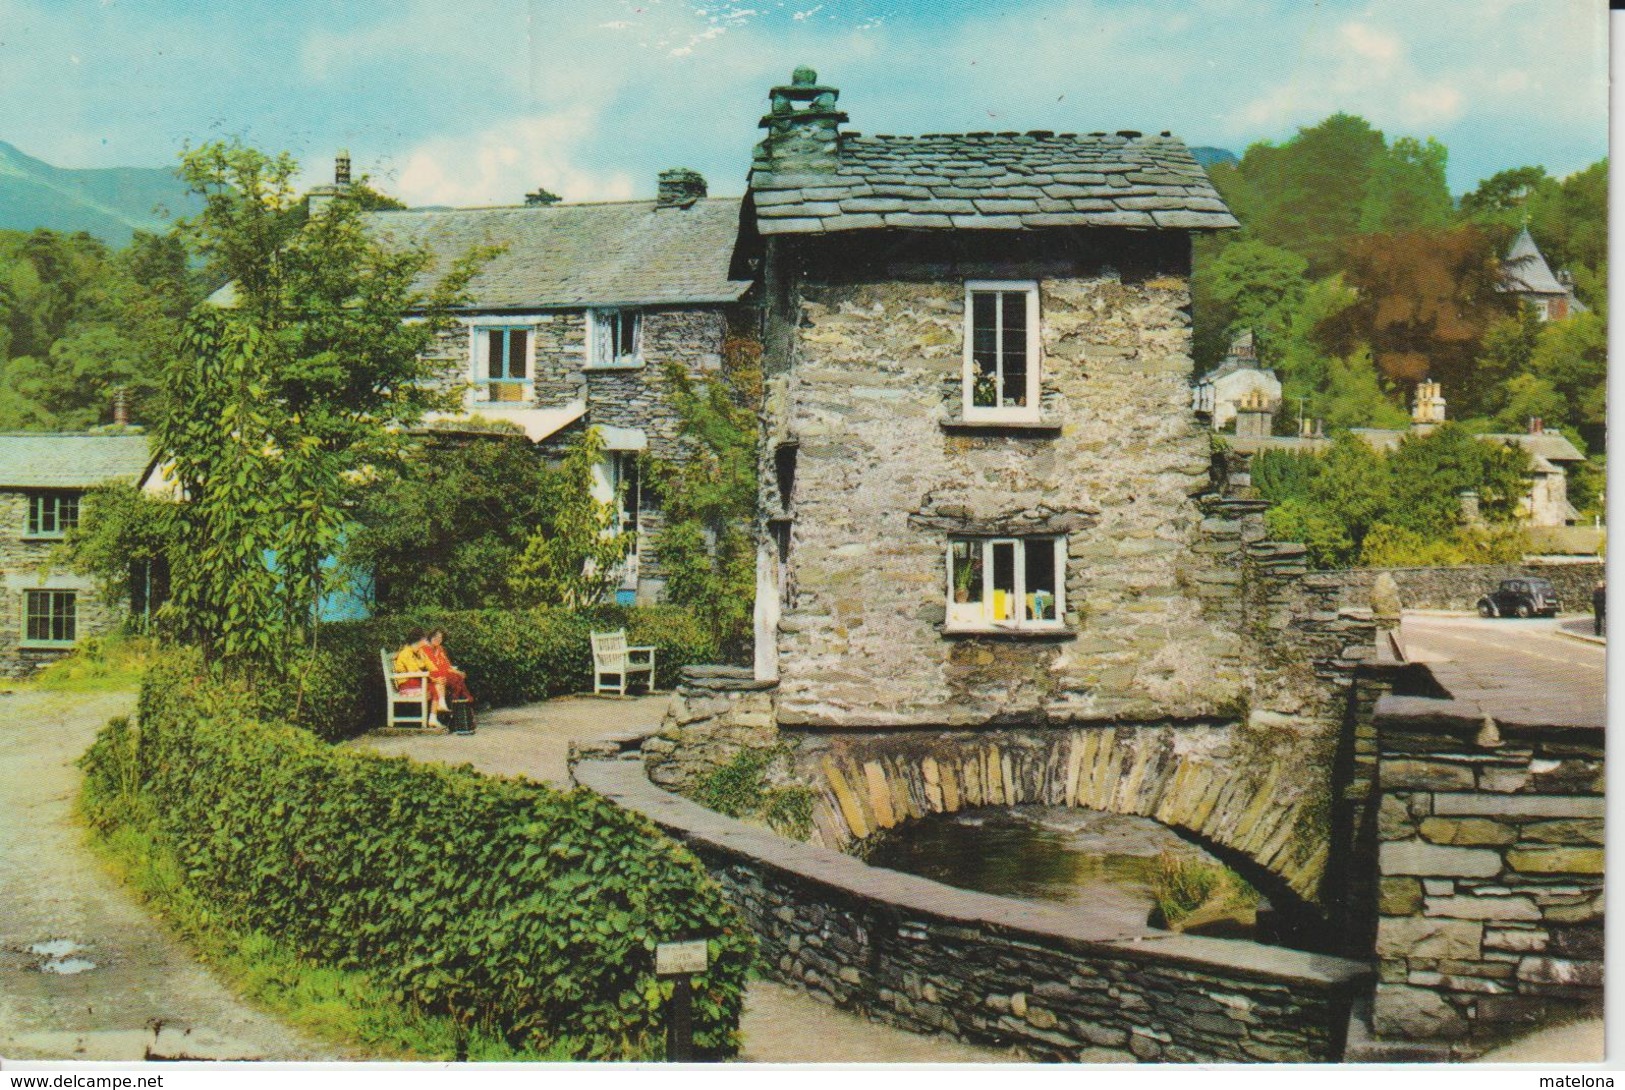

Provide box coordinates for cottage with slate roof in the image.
[1193,329,1282,433]
[745,67,1256,727]
[360,169,757,603]
[0,433,153,675]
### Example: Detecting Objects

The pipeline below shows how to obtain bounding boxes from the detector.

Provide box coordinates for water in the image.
[864,806,1243,931]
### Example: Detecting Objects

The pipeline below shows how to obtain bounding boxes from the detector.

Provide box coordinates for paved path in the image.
[0,690,331,1062]
[1399,613,1605,729]
[355,694,1015,1063]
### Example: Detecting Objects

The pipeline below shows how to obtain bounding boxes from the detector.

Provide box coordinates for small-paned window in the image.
[964,281,1040,422]
[25,589,76,644]
[609,451,640,550]
[26,492,79,537]
[947,536,1065,631]
[592,309,642,367]
[476,326,531,402]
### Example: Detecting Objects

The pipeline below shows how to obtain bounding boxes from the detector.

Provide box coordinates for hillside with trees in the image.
[1194,113,1606,503]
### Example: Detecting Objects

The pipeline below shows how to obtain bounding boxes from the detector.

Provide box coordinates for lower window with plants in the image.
[946,536,1065,633]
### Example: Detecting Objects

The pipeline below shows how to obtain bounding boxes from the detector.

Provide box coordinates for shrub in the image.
[84,651,754,1059]
[690,746,815,840]
[278,604,718,742]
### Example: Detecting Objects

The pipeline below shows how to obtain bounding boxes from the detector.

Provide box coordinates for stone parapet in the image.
[1333,562,1603,615]
[574,753,1372,1063]
[1369,694,1603,1048]
[642,669,781,792]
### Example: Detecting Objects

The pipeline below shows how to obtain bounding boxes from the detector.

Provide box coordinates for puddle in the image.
[38,957,97,975]
[28,939,84,958]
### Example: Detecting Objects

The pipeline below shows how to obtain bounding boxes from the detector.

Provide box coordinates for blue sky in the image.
[0,0,1607,207]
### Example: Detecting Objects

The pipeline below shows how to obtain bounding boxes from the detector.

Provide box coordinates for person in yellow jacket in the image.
[393,629,450,728]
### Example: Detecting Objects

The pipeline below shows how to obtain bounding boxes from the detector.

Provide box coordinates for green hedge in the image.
[85,652,753,1058]
[283,605,716,741]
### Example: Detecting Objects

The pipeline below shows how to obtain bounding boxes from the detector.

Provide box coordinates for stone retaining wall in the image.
[1334,563,1602,614]
[573,751,1372,1063]
[1371,695,1603,1046]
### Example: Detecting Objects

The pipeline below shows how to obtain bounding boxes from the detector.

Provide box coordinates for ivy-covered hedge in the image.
[284,605,716,741]
[85,652,753,1058]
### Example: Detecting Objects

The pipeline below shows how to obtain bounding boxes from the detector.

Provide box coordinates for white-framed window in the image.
[964,280,1040,422]
[25,492,80,538]
[946,536,1066,631]
[589,309,642,368]
[24,589,76,645]
[472,325,533,403]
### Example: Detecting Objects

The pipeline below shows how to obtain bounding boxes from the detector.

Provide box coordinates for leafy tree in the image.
[1318,347,1410,431]
[1358,136,1452,234]
[509,428,632,609]
[644,333,761,658]
[1202,239,1309,368]
[1264,498,1355,569]
[1528,309,1606,436]
[64,483,175,632]
[1386,424,1529,534]
[158,139,484,672]
[347,431,552,612]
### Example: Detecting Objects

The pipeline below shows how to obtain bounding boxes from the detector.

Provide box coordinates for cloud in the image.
[396,109,636,207]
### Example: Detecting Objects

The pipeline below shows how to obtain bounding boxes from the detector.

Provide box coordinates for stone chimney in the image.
[307,150,353,216]
[112,386,129,428]
[1234,388,1274,440]
[753,65,848,175]
[656,168,708,209]
[1528,416,1545,435]
[1411,379,1447,430]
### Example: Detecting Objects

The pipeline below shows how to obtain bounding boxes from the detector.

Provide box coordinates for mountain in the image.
[1190,147,1238,170]
[0,141,201,246]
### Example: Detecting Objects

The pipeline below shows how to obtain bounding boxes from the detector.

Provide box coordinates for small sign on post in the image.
[655,939,710,1062]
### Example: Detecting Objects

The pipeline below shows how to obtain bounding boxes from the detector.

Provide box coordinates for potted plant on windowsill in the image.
[953,552,978,603]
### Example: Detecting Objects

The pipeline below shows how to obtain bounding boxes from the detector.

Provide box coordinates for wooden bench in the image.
[591,630,656,697]
[381,648,432,729]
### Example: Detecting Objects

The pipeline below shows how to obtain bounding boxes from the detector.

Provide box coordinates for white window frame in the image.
[963,280,1041,423]
[468,322,536,404]
[587,308,643,369]
[944,535,1067,633]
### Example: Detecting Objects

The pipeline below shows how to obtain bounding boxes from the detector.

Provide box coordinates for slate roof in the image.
[750,131,1239,234]
[365,198,753,310]
[0,434,152,488]
[1500,227,1568,296]
[1347,427,1583,466]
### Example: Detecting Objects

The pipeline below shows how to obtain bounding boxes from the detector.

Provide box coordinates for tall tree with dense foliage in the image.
[158,140,483,671]
[1357,136,1453,234]
[509,428,633,609]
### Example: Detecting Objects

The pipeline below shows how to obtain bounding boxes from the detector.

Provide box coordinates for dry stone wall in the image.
[1334,563,1602,615]
[1371,697,1603,1046]
[575,751,1372,1063]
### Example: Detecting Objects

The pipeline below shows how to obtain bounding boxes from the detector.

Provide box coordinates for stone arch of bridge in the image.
[795,723,1330,909]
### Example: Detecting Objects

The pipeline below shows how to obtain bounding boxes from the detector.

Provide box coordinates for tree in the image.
[1202,239,1309,368]
[509,428,633,609]
[645,332,761,658]
[1358,136,1452,234]
[346,431,552,612]
[1528,309,1606,436]
[65,483,175,633]
[157,140,484,672]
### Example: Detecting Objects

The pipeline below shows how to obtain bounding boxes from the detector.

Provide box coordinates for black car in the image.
[1476,578,1561,618]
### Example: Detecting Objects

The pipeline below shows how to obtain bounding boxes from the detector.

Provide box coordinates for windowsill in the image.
[20,641,76,650]
[21,535,69,542]
[940,625,1075,641]
[941,417,1061,436]
[584,360,645,372]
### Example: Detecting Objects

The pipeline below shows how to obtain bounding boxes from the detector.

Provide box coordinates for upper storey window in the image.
[475,326,532,403]
[27,491,79,538]
[590,309,642,368]
[964,281,1040,422]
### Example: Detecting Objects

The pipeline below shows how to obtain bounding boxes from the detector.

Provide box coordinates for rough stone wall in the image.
[1371,704,1603,1046]
[425,313,590,405]
[0,489,121,677]
[1334,562,1602,614]
[766,241,1248,729]
[578,308,727,460]
[644,667,780,791]
[574,753,1372,1064]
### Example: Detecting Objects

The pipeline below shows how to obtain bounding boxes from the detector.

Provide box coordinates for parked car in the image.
[1476,578,1561,618]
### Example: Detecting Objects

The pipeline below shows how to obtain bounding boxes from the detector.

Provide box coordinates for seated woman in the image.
[424,629,473,704]
[393,629,449,727]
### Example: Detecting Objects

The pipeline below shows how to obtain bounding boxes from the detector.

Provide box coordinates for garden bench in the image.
[591,630,656,697]
[381,648,432,729]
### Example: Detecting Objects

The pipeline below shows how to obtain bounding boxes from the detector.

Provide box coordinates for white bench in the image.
[591,630,656,696]
[381,649,432,729]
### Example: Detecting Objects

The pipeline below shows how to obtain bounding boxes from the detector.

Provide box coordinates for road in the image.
[1399,613,1604,730]
[0,689,329,1061]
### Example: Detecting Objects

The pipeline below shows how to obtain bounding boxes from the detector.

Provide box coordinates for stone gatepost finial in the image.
[1371,571,1402,634]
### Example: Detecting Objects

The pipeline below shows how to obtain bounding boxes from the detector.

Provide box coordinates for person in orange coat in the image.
[425,629,473,704]
[393,629,448,727]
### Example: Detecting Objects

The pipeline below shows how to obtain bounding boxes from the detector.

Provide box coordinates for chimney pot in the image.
[335,148,351,186]
[656,168,708,209]
[113,386,128,428]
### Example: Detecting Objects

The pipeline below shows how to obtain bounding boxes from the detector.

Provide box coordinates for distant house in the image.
[364,168,756,603]
[0,433,151,676]
[1498,226,1585,321]
[1193,330,1281,432]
